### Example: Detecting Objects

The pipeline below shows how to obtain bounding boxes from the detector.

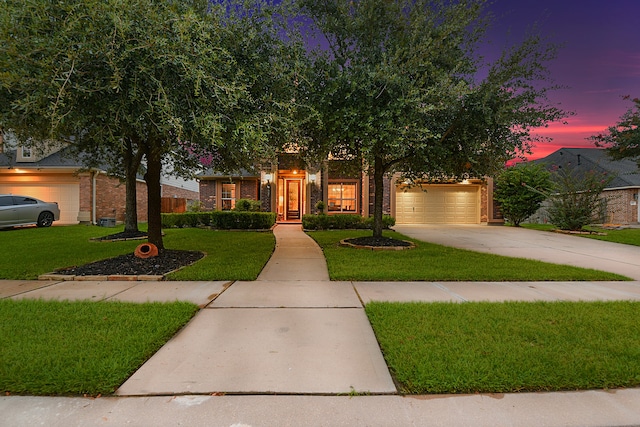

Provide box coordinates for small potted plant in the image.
[315,200,326,215]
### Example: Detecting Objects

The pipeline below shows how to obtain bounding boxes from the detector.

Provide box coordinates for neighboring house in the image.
[198,152,504,225]
[532,148,640,224]
[0,135,199,225]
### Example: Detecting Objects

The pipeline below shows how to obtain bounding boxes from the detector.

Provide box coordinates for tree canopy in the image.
[592,96,640,165]
[494,163,551,226]
[0,0,301,248]
[294,0,567,237]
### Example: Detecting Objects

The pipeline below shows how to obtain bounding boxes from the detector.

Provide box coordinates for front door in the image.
[285,179,301,220]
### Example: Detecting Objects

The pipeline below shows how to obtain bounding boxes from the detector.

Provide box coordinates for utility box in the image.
[99,217,116,227]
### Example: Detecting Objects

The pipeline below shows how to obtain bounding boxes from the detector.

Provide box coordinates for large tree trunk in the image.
[144,142,164,250]
[372,156,385,238]
[123,139,143,233]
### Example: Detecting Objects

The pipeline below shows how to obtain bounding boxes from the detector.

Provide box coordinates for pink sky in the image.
[487,0,640,160]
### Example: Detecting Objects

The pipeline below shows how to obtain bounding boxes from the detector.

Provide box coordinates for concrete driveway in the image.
[393,224,640,280]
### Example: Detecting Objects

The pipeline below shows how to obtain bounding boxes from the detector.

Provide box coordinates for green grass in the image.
[308,230,628,281]
[0,225,275,280]
[0,299,198,396]
[366,301,640,394]
[162,228,275,280]
[521,223,640,247]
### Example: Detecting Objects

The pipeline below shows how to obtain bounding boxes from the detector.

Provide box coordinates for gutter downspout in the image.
[92,170,99,225]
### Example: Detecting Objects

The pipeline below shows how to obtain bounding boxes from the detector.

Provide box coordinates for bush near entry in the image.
[161,211,276,230]
[302,214,395,230]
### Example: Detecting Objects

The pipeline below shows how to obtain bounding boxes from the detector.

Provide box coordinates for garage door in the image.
[0,184,80,224]
[395,185,479,224]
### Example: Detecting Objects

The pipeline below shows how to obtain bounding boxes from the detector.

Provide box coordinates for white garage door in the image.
[396,185,479,224]
[0,184,80,224]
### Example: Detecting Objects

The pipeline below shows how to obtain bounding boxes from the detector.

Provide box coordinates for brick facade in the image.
[79,173,198,223]
[199,180,216,210]
[199,178,260,211]
[162,185,199,200]
[601,189,639,224]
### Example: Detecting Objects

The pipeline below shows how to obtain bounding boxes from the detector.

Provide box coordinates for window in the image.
[328,182,357,212]
[21,146,32,159]
[221,183,236,210]
[12,196,37,205]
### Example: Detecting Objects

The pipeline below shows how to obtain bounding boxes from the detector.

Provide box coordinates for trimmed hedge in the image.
[162,211,276,230]
[302,214,395,230]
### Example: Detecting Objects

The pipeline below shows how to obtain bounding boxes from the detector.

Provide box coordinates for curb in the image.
[38,273,164,281]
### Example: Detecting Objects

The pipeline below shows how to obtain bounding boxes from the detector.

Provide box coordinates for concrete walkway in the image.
[2,223,640,426]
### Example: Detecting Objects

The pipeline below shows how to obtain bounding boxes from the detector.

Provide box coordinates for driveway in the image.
[393,224,640,281]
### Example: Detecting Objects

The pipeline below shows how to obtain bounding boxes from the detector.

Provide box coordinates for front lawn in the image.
[308,230,628,281]
[0,299,198,396]
[366,300,640,394]
[0,225,275,280]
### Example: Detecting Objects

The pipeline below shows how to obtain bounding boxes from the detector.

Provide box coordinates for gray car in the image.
[0,194,61,228]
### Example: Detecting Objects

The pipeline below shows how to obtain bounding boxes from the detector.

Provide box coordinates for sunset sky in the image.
[486,0,640,160]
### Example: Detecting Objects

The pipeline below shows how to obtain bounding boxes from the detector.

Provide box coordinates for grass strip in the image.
[0,299,198,396]
[521,223,640,247]
[366,300,640,394]
[308,230,628,281]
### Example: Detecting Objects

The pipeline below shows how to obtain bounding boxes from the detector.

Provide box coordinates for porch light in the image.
[263,173,272,184]
[293,170,298,175]
[309,173,316,183]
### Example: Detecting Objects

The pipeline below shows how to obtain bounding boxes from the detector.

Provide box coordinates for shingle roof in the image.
[532,148,640,188]
[0,146,91,168]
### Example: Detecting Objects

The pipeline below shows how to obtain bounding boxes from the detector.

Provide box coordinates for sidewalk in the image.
[1,223,640,426]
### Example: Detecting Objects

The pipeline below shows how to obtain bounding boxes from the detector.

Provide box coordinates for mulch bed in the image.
[341,236,415,250]
[56,250,204,276]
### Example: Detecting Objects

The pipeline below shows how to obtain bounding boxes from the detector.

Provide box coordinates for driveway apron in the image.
[116,223,396,396]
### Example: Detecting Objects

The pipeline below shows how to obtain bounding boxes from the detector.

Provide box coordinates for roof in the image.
[532,148,640,189]
[0,146,90,168]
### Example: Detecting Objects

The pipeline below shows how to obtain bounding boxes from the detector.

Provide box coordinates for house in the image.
[0,134,199,225]
[533,148,640,224]
[198,153,504,225]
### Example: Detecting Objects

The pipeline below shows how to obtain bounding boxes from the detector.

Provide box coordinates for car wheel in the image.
[37,211,54,227]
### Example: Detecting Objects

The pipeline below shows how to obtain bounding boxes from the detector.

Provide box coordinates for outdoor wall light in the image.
[309,173,316,183]
[263,173,272,187]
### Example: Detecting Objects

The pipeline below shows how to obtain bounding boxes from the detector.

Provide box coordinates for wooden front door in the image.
[286,179,301,220]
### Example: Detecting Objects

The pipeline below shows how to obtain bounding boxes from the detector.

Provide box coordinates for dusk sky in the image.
[485,0,640,160]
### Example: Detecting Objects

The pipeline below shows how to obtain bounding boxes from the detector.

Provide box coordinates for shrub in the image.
[302,214,395,230]
[162,211,275,230]
[234,199,261,212]
[494,163,552,226]
[547,167,613,231]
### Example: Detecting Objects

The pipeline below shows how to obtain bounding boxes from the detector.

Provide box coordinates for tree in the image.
[494,163,552,226]
[547,166,613,231]
[0,0,300,249]
[294,0,566,238]
[591,96,640,165]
